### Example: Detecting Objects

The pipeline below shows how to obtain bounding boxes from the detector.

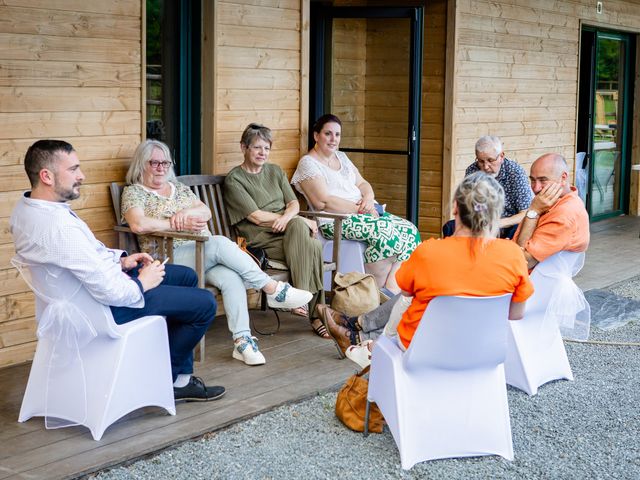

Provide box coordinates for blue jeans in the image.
[111,264,216,381]
[173,235,271,340]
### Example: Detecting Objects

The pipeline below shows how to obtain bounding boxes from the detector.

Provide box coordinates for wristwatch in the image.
[526,210,539,220]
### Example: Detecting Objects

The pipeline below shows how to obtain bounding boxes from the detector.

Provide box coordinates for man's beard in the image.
[54,182,81,201]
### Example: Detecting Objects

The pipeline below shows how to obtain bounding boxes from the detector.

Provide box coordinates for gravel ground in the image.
[93,282,640,480]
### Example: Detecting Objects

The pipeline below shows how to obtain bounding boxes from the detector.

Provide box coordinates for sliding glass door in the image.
[578,28,635,219]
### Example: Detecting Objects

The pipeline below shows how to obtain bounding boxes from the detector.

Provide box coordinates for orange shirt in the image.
[513,187,589,264]
[395,237,534,349]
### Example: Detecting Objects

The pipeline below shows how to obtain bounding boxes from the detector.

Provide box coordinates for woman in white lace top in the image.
[291,114,421,293]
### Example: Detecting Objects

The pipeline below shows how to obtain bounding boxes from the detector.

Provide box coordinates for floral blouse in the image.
[121,181,209,252]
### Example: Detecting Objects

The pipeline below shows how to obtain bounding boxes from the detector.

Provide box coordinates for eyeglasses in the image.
[148,160,173,169]
[475,153,503,166]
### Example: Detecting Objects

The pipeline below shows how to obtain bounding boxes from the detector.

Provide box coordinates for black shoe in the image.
[173,376,225,402]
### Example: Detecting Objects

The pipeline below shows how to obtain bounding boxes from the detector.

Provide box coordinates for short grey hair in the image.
[126,139,176,185]
[475,135,503,158]
[240,123,273,147]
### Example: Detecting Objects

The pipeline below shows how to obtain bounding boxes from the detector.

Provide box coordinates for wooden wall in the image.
[0,1,142,368]
[363,18,410,219]
[421,0,447,236]
[207,0,303,176]
[331,18,366,171]
[445,0,640,221]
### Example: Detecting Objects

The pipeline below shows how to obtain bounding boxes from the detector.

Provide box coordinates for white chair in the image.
[575,152,588,204]
[14,259,176,441]
[320,237,366,291]
[367,294,514,469]
[504,251,589,396]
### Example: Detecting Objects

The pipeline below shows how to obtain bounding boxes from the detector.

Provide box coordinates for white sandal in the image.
[345,340,373,369]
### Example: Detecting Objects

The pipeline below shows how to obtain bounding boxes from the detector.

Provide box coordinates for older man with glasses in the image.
[442,135,533,239]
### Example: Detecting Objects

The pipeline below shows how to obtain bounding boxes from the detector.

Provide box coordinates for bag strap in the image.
[236,236,263,268]
[356,365,370,377]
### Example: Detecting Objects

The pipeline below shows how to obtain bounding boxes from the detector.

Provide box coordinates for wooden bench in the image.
[111,175,348,360]
[110,182,209,361]
[177,174,347,292]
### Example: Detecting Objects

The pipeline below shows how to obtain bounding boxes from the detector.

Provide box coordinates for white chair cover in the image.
[12,258,99,430]
[368,294,514,469]
[319,236,366,291]
[537,252,590,341]
[575,152,588,204]
[14,257,176,440]
[504,251,587,395]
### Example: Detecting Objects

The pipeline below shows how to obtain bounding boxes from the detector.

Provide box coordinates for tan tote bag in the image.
[331,272,380,317]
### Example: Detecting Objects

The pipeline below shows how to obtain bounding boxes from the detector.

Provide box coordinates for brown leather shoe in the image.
[316,304,354,358]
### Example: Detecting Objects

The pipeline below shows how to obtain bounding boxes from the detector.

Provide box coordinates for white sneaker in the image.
[232,336,266,366]
[266,281,313,310]
[345,340,373,369]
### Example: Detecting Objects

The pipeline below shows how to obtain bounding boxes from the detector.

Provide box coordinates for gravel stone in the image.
[92,279,640,480]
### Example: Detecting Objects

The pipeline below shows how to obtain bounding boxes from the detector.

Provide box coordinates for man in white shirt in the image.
[11,139,223,402]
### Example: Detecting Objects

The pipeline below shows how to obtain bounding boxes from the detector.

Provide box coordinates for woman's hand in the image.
[357,197,378,217]
[302,217,318,236]
[170,209,207,232]
[271,213,293,233]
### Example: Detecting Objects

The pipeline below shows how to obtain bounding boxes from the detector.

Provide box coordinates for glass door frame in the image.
[145,0,201,176]
[309,5,424,225]
[581,26,635,220]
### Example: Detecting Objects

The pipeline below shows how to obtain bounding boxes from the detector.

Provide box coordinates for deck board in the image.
[1,215,639,479]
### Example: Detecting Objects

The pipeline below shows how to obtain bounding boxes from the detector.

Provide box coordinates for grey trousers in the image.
[359,294,401,342]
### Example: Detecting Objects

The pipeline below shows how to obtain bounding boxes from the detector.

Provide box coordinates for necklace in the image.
[313,145,335,168]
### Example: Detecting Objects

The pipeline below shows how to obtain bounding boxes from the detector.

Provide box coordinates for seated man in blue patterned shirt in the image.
[443,135,533,239]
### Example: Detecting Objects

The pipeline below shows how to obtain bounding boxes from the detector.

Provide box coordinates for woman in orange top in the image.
[317,171,534,368]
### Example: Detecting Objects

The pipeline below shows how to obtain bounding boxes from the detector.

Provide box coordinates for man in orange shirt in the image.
[513,153,590,270]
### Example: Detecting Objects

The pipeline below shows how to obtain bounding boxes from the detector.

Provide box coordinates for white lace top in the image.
[291,151,363,204]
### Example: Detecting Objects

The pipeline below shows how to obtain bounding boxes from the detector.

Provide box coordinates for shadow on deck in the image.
[1,214,639,479]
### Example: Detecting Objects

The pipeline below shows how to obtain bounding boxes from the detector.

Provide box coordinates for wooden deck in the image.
[1,214,639,480]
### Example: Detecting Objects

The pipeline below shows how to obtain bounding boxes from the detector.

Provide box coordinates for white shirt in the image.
[10,193,144,308]
[291,151,363,204]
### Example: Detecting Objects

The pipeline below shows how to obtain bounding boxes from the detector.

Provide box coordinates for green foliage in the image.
[147,0,162,66]
[597,38,621,89]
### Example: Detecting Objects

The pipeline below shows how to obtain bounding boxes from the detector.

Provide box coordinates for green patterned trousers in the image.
[319,212,421,263]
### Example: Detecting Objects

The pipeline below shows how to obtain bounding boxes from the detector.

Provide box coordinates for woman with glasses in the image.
[223,124,328,339]
[121,140,313,366]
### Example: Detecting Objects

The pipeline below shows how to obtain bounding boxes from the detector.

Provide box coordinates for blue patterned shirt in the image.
[465,158,533,217]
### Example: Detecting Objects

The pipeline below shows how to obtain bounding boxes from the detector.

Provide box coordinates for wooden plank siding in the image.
[331,18,366,171]
[446,0,640,218]
[209,0,302,175]
[0,1,142,368]
[363,18,410,218]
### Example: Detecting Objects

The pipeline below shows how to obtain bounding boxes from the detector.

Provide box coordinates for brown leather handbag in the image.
[335,366,384,433]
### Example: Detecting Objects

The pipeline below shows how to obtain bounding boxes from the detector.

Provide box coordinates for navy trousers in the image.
[111,264,216,380]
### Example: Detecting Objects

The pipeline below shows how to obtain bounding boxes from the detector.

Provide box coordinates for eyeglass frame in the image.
[147,159,174,170]
[474,151,505,167]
